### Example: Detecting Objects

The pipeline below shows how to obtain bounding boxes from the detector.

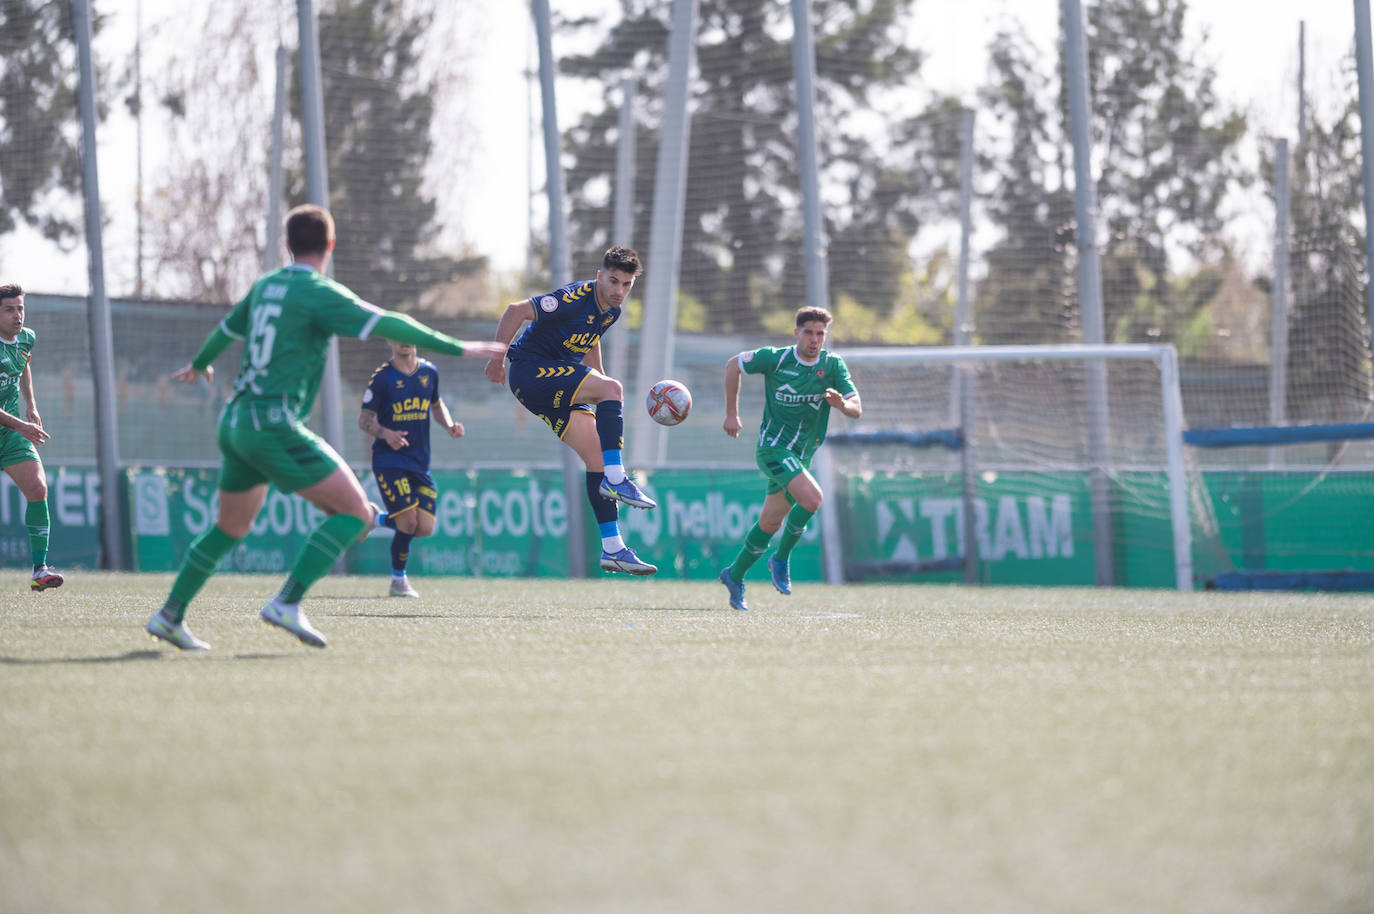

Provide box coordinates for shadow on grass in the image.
[0,650,303,665]
[0,649,167,665]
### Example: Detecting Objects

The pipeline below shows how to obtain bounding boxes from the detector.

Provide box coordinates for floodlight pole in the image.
[1062,0,1115,586]
[531,0,587,577]
[1354,0,1374,363]
[72,0,126,570]
[296,0,344,455]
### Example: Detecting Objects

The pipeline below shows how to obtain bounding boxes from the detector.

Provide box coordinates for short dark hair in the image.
[795,306,832,328]
[286,204,335,256]
[0,282,23,302]
[602,246,642,277]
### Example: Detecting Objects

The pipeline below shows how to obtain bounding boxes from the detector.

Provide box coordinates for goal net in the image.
[819,344,1228,591]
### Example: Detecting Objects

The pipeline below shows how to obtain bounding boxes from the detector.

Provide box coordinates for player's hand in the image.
[447,421,465,439]
[484,357,507,386]
[172,364,213,384]
[723,415,742,438]
[19,421,50,445]
[385,429,409,450]
[824,388,845,407]
[25,408,41,428]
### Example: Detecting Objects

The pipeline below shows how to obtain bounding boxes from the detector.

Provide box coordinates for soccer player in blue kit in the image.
[359,340,463,598]
[484,246,657,576]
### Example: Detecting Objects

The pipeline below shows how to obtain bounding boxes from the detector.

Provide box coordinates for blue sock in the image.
[596,401,626,483]
[391,531,413,574]
[586,472,619,525]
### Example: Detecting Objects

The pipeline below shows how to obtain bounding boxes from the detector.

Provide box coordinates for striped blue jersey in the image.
[363,357,442,473]
[507,279,620,363]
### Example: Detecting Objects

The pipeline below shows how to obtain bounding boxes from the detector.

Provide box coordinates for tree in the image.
[557,0,939,333]
[145,5,279,300]
[1278,73,1371,424]
[0,1,105,245]
[977,0,1247,346]
[298,0,473,311]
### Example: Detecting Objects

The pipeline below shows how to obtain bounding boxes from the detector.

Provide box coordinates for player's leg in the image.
[375,468,422,597]
[145,425,270,650]
[3,451,62,591]
[575,369,656,509]
[565,413,655,575]
[768,470,823,595]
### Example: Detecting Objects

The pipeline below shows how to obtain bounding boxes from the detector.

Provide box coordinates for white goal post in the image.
[818,343,1195,591]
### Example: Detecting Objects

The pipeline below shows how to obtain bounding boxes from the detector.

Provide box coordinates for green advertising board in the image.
[7,465,1374,589]
[1,466,105,569]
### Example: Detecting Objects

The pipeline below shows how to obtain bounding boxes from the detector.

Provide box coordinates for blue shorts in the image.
[374,467,437,519]
[507,358,594,440]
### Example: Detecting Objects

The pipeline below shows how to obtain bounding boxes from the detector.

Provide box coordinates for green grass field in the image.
[2,571,1371,913]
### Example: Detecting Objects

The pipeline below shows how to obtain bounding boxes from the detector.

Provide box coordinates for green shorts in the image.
[216,399,345,494]
[0,426,40,470]
[755,444,811,495]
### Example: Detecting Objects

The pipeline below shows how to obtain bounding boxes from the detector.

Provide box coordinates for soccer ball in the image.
[646,379,692,426]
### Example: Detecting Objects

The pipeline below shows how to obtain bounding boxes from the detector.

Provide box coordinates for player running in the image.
[359,340,462,598]
[145,204,505,651]
[719,306,862,610]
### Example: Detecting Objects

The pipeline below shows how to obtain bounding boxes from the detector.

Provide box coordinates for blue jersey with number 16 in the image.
[363,358,442,474]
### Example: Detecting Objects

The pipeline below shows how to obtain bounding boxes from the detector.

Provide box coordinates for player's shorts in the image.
[756,444,811,495]
[216,399,346,494]
[374,467,437,520]
[507,358,594,440]
[0,426,40,470]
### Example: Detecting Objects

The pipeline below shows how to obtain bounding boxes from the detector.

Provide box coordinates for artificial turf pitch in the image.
[2,571,1371,913]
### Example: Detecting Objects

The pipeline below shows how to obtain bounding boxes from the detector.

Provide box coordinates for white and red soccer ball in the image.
[646,379,692,426]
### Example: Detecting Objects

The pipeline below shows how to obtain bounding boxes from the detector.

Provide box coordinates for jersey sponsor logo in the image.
[538,295,558,313]
[778,369,799,376]
[262,282,288,300]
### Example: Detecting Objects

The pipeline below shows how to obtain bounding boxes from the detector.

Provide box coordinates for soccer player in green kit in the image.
[145,205,505,651]
[719,306,862,610]
[0,282,64,593]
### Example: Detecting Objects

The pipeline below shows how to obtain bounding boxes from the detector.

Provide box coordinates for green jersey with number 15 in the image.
[740,344,856,462]
[219,263,383,418]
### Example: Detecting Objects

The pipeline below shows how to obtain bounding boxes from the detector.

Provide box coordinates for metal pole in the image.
[1062,0,1115,586]
[531,0,586,577]
[790,0,829,314]
[265,45,288,271]
[954,109,978,584]
[72,0,126,570]
[630,0,699,468]
[1298,21,1307,149]
[606,76,638,378]
[296,0,344,453]
[1269,138,1291,468]
[1354,0,1374,362]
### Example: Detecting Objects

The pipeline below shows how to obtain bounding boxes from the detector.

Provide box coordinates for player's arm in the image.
[826,388,862,419]
[484,299,535,386]
[358,407,408,451]
[722,354,744,438]
[432,396,464,439]
[0,405,50,444]
[368,311,505,362]
[583,339,604,374]
[19,358,40,426]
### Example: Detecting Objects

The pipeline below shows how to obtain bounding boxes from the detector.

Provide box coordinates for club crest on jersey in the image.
[539,295,558,313]
[420,376,430,387]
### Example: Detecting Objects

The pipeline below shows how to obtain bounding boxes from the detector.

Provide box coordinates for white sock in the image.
[603,464,626,485]
[602,534,626,554]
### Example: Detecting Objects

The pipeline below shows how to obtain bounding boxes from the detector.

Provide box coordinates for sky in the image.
[2,0,1364,296]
